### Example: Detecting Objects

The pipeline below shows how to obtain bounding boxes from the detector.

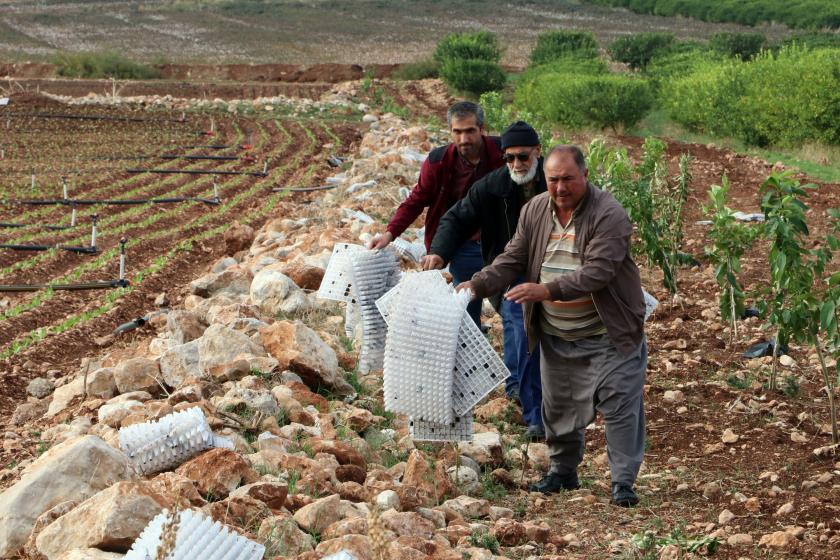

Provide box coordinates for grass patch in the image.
[52,51,162,79]
[392,58,439,80]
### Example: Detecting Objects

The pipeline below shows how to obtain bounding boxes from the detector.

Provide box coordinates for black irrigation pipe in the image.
[0,215,98,253]
[180,145,231,150]
[271,185,337,193]
[93,155,245,162]
[6,195,220,207]
[0,238,129,292]
[0,222,73,231]
[5,112,188,124]
[126,167,267,177]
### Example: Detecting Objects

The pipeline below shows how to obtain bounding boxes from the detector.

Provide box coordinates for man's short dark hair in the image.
[447,101,485,129]
[547,145,587,173]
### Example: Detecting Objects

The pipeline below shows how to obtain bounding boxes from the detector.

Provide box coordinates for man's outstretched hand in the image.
[455,280,476,300]
[367,231,393,250]
[504,283,550,304]
[421,254,445,270]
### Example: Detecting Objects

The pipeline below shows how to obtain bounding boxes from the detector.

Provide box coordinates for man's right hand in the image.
[455,281,476,300]
[367,231,393,249]
[421,254,445,270]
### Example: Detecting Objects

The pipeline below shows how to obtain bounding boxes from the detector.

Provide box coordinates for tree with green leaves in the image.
[703,176,761,345]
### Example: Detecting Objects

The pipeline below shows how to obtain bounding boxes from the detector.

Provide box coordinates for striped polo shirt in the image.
[539,210,607,340]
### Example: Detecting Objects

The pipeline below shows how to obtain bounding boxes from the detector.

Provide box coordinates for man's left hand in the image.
[504,283,550,304]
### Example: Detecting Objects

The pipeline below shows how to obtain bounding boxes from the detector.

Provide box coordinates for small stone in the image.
[779,355,796,368]
[663,390,685,403]
[721,429,739,444]
[759,531,796,549]
[744,497,760,512]
[718,509,735,525]
[775,502,795,516]
[702,482,722,499]
[375,490,400,511]
[27,378,55,398]
[727,533,753,546]
[790,431,808,443]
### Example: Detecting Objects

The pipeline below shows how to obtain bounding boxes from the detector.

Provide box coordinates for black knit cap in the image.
[501,120,540,150]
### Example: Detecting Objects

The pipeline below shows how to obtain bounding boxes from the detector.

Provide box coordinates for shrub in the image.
[645,46,724,93]
[520,53,608,85]
[439,58,506,95]
[433,31,502,64]
[52,51,161,79]
[608,32,675,70]
[530,30,599,65]
[516,72,653,131]
[779,32,840,50]
[663,46,840,146]
[392,58,439,80]
[709,32,767,60]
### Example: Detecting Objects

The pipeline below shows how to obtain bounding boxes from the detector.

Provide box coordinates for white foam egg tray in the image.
[118,407,232,476]
[124,508,265,560]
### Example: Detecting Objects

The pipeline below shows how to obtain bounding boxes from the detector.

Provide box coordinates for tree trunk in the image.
[815,343,839,445]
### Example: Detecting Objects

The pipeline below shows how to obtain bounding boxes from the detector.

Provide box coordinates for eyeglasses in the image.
[503,152,531,163]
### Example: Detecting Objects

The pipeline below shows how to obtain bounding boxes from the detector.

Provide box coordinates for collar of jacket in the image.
[488,156,547,197]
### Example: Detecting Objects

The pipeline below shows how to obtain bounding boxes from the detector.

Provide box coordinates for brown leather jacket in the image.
[470,182,646,356]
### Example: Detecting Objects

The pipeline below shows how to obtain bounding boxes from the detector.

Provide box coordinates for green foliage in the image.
[644,46,724,93]
[439,58,506,96]
[392,58,440,80]
[479,469,508,501]
[780,32,840,50]
[585,1,840,30]
[608,32,676,70]
[703,176,761,341]
[516,71,653,131]
[466,530,500,554]
[479,91,561,148]
[710,32,767,60]
[52,51,161,79]
[630,525,720,558]
[663,46,840,147]
[530,30,599,65]
[586,138,692,295]
[434,31,502,64]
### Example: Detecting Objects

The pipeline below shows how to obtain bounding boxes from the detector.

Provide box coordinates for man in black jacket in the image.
[423,121,546,439]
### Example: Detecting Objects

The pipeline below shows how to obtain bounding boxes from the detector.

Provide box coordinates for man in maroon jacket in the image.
[368,101,504,325]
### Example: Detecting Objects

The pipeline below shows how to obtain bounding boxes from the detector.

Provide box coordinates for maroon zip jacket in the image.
[385,135,503,250]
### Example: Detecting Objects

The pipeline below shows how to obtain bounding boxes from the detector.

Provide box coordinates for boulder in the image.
[315,535,373,560]
[400,450,453,508]
[249,268,300,317]
[293,494,344,534]
[280,261,325,291]
[12,400,49,426]
[0,436,131,558]
[198,324,266,374]
[260,321,349,392]
[229,481,288,510]
[46,369,116,417]
[35,481,170,558]
[458,432,503,466]
[380,510,436,538]
[114,358,161,395]
[27,378,55,398]
[259,514,315,556]
[190,267,253,298]
[441,496,490,519]
[224,222,255,255]
[165,310,206,344]
[159,340,201,387]
[97,400,146,428]
[175,448,259,500]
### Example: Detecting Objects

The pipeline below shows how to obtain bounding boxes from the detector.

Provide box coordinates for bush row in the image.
[662,46,840,146]
[587,0,840,30]
[52,51,161,79]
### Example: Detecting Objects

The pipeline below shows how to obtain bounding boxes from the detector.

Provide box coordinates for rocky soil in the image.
[0,83,838,560]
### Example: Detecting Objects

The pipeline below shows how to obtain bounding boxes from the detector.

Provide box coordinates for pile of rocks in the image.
[0,109,556,560]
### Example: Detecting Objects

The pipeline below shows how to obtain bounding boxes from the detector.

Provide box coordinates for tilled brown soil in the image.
[1,81,838,559]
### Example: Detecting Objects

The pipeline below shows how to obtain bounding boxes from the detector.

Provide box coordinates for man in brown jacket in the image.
[457,145,648,507]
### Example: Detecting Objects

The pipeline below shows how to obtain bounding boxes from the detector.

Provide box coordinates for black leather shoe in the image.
[611,483,639,507]
[524,424,545,441]
[528,471,580,494]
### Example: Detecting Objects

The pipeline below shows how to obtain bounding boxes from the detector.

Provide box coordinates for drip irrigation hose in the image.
[0,214,97,253]
[5,196,221,206]
[0,237,129,292]
[125,168,267,177]
[271,185,337,193]
[5,112,188,124]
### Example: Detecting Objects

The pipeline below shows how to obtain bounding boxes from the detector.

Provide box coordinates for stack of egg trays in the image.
[316,243,363,304]
[382,272,465,425]
[377,271,510,414]
[349,248,400,373]
[409,411,474,442]
[124,508,265,560]
[391,236,427,263]
[118,407,231,476]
